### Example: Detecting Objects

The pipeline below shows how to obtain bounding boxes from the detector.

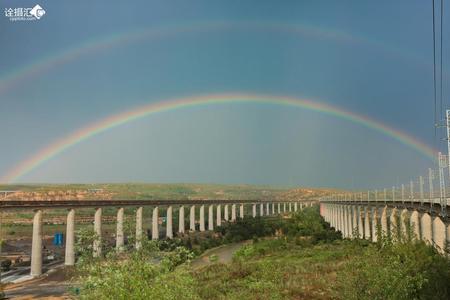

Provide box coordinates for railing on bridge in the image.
[319,163,450,219]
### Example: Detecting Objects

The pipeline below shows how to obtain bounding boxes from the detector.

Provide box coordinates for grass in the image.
[193,239,351,300]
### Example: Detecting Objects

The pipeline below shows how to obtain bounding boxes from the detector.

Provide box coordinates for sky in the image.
[0,0,446,189]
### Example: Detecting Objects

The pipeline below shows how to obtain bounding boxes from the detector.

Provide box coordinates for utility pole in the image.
[445,109,450,216]
[392,186,395,203]
[446,110,450,179]
[401,184,405,204]
[438,152,447,217]
[410,180,414,204]
[429,168,434,211]
[419,176,424,206]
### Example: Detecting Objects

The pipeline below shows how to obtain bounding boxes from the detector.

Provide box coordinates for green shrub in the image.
[338,239,450,300]
[209,254,218,262]
[77,245,196,299]
[283,207,341,243]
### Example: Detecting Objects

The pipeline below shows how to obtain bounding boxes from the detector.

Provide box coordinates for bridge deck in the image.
[0,199,314,209]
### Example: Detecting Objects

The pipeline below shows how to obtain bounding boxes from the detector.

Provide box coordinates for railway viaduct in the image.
[0,199,315,277]
[319,196,450,253]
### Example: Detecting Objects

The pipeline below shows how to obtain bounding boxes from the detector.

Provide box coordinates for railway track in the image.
[0,199,316,209]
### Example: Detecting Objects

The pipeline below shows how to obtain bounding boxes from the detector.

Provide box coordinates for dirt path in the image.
[2,241,250,298]
[190,241,250,269]
[3,265,72,299]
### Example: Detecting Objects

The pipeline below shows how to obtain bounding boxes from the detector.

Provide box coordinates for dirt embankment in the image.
[276,188,337,201]
[3,189,115,201]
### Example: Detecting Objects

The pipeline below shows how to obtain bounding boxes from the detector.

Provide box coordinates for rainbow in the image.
[1,93,435,183]
[0,21,426,96]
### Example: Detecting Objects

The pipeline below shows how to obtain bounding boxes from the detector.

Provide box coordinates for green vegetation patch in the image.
[72,207,450,300]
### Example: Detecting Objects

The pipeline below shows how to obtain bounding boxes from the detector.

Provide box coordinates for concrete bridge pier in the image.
[344,205,353,239]
[347,206,353,238]
[240,204,244,219]
[371,207,378,242]
[179,205,185,234]
[342,206,349,237]
[389,208,398,240]
[364,207,371,240]
[357,206,364,238]
[381,206,388,236]
[329,205,334,227]
[260,203,264,216]
[217,204,222,226]
[348,205,354,238]
[283,203,286,213]
[335,205,340,233]
[343,206,349,238]
[190,205,196,231]
[152,207,159,240]
[352,206,358,237]
[323,204,327,219]
[30,209,43,277]
[136,207,143,249]
[266,203,270,215]
[252,204,256,218]
[410,210,420,240]
[333,205,338,231]
[336,205,341,232]
[326,204,331,222]
[272,203,275,214]
[335,205,339,230]
[289,202,292,212]
[432,217,446,253]
[400,209,409,240]
[65,209,75,266]
[294,202,298,212]
[320,203,325,219]
[208,205,214,231]
[327,204,332,227]
[166,206,173,238]
[93,208,102,257]
[336,205,342,232]
[420,212,432,244]
[330,205,335,228]
[116,207,124,251]
[278,203,281,214]
[231,204,237,221]
[224,205,229,221]
[199,205,205,231]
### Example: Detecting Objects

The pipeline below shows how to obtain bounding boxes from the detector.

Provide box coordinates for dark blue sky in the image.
[0,0,445,188]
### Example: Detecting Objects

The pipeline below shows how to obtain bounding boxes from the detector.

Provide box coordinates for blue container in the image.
[53,233,64,246]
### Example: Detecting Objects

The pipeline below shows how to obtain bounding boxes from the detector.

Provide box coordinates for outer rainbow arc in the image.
[1,93,435,183]
[0,21,426,96]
